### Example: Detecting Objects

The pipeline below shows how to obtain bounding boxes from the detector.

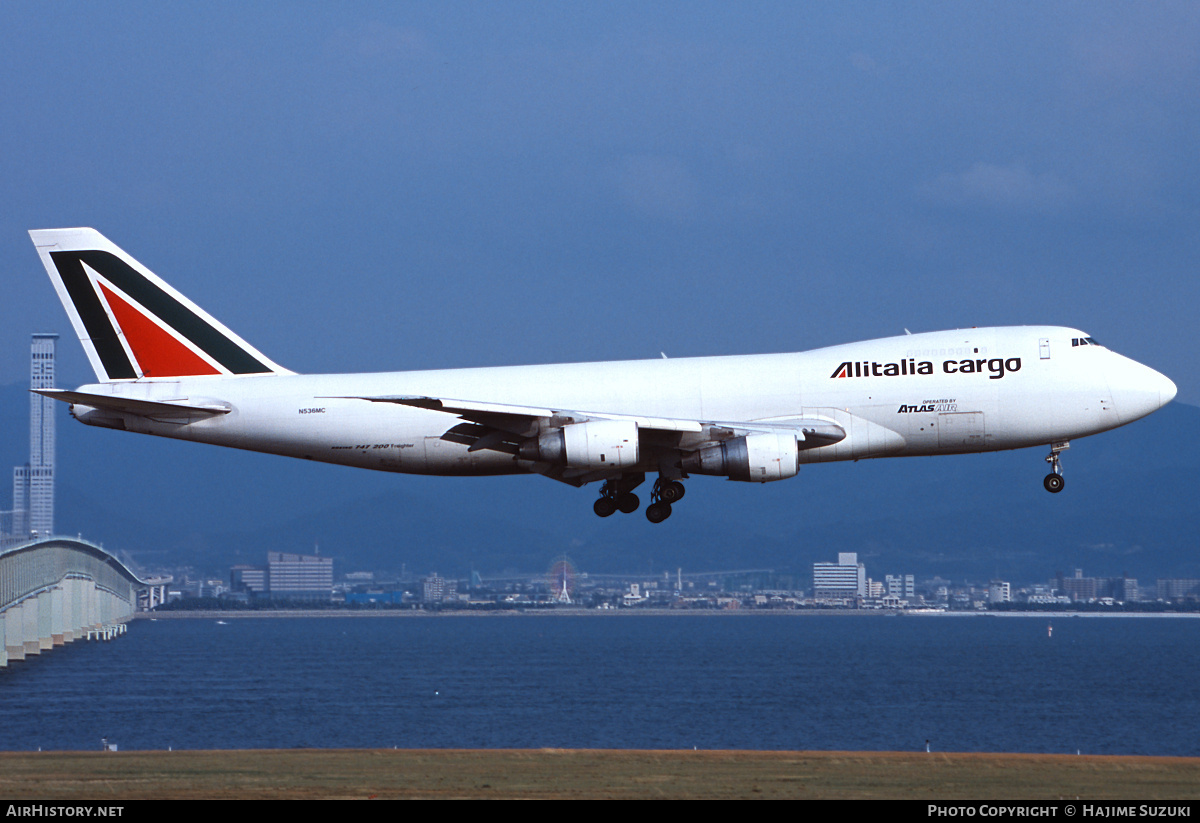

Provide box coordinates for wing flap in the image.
[335,394,845,454]
[342,395,706,434]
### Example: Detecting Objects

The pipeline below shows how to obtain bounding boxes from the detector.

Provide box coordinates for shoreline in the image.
[135,608,1200,620]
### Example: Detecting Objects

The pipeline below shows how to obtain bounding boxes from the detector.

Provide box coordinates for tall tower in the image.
[12,334,57,538]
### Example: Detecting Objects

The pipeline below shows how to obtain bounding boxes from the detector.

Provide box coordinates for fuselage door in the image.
[1039,338,1051,359]
[938,411,987,449]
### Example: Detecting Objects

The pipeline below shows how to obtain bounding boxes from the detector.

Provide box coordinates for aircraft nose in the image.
[1158,370,1178,406]
[1109,357,1176,423]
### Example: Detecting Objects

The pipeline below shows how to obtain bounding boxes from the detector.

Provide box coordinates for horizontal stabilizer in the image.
[33,388,231,417]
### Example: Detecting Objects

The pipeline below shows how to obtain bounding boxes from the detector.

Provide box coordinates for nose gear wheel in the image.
[1043,441,1068,493]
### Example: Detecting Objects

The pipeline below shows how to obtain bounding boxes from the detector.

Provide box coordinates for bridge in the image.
[0,537,161,667]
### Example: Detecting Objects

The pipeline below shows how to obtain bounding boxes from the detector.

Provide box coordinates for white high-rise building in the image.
[12,334,57,539]
[988,581,1012,604]
[267,551,333,600]
[885,574,915,599]
[813,552,867,600]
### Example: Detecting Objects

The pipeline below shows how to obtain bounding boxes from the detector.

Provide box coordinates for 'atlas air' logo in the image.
[830,357,1022,380]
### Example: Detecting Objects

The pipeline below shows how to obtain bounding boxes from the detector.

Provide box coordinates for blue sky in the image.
[3,2,1197,401]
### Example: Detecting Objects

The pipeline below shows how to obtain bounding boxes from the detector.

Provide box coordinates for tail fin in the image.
[29,228,289,382]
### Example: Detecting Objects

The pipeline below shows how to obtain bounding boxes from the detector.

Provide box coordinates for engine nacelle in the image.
[518,419,640,470]
[680,432,799,482]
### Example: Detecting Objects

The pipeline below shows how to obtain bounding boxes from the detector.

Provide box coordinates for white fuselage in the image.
[66,326,1175,481]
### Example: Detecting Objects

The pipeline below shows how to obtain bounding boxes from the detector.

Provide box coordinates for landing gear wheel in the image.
[646,502,672,523]
[660,481,686,504]
[1043,441,1068,494]
[594,473,646,519]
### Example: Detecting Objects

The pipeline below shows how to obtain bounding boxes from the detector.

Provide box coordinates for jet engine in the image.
[680,432,799,482]
[518,419,640,469]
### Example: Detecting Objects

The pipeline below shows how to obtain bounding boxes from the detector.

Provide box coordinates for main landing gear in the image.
[1043,441,1068,493]
[593,474,685,523]
[593,489,638,517]
[593,473,645,518]
[645,477,686,524]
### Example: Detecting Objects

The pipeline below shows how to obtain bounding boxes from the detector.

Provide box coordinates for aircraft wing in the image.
[363,395,704,433]
[336,394,845,484]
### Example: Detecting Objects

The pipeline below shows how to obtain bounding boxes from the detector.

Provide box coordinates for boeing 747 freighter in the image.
[30,228,1176,522]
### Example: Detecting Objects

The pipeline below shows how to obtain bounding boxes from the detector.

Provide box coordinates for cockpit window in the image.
[1071,337,1103,347]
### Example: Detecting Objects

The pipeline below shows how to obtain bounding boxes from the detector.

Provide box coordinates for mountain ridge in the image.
[3,383,1195,583]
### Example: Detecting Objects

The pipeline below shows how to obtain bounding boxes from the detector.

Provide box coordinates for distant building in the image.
[229,552,332,601]
[423,573,447,604]
[1027,594,1072,605]
[8,473,28,542]
[813,552,866,600]
[268,552,333,601]
[623,583,649,607]
[886,574,915,600]
[1156,579,1200,601]
[1112,576,1138,603]
[1058,569,1097,602]
[988,581,1011,604]
[345,590,406,606]
[9,334,57,541]
[1057,569,1140,603]
[231,565,268,597]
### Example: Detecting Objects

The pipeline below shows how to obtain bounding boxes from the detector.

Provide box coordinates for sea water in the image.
[1,613,1196,754]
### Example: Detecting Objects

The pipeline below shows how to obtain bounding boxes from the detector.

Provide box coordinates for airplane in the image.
[29,227,1177,523]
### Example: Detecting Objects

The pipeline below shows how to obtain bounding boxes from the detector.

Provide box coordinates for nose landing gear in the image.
[1043,441,1069,493]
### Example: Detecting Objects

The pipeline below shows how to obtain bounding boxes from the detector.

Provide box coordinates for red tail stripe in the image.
[98,283,221,377]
